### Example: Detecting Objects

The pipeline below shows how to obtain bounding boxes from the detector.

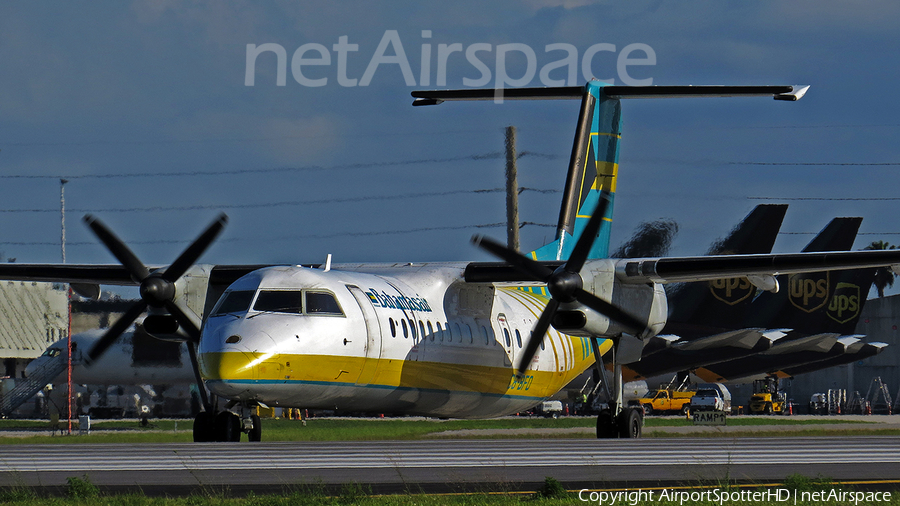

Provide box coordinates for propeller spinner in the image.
[473,192,645,377]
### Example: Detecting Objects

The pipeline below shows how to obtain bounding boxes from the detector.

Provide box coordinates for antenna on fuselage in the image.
[322,254,332,272]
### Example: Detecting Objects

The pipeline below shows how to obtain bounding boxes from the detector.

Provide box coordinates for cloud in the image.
[166,111,344,166]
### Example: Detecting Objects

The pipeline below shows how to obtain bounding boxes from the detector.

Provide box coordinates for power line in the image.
[0,151,560,180]
[749,197,900,201]
[0,187,561,214]
[730,162,900,167]
[779,232,900,236]
[0,221,558,247]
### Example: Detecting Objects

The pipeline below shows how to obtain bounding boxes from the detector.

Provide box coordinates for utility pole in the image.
[505,126,519,251]
[60,179,67,263]
[60,178,72,434]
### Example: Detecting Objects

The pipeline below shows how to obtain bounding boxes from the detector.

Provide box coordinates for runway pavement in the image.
[1,436,899,496]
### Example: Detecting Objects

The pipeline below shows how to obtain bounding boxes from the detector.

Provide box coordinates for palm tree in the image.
[864,240,896,297]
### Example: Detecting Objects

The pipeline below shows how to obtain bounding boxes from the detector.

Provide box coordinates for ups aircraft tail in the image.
[664,204,788,337]
[413,83,808,262]
[745,217,872,335]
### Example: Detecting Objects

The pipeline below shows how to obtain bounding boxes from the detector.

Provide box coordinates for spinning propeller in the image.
[82,214,227,411]
[472,192,645,377]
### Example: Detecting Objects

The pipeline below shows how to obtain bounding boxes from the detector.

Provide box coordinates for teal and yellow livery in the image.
[12,82,890,445]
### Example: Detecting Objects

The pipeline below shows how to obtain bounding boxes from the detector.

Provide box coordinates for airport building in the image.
[0,281,69,380]
[784,294,900,413]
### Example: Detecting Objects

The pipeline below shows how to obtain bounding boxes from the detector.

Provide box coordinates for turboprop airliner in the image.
[6,80,900,442]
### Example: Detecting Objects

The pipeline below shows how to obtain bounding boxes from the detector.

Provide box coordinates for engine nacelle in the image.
[551,260,667,339]
[142,314,189,342]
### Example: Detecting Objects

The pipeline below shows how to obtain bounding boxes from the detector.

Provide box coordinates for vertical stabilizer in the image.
[411,83,806,263]
[532,81,621,261]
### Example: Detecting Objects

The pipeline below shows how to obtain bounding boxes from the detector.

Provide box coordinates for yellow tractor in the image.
[748,377,787,415]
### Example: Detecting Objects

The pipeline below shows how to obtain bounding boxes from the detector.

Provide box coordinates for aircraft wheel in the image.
[215,411,241,442]
[193,411,215,442]
[248,414,262,442]
[618,407,643,439]
[596,410,617,439]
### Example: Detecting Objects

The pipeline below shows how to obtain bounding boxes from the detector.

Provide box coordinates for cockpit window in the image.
[305,292,343,315]
[254,291,304,314]
[211,290,256,316]
[41,347,61,358]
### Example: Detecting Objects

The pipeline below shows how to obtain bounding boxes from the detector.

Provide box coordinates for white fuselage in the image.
[198,263,603,418]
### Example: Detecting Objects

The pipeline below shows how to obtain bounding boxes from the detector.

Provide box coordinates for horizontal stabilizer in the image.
[763,333,839,355]
[673,328,763,351]
[412,85,808,105]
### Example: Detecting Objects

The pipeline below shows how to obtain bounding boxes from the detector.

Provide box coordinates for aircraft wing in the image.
[465,249,900,284]
[615,249,900,284]
[0,264,137,285]
[0,263,276,286]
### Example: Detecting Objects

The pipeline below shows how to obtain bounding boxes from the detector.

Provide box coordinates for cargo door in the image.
[497,313,513,367]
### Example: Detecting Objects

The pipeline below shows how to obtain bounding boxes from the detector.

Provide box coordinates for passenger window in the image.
[481,326,489,346]
[465,324,473,344]
[515,329,522,348]
[254,290,303,314]
[409,320,417,339]
[305,292,343,315]
[419,322,426,343]
[402,319,408,338]
[435,322,441,342]
[503,328,511,347]
[427,321,434,341]
[390,318,396,338]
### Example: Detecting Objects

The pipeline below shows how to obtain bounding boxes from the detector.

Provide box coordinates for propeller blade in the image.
[85,300,148,364]
[566,191,612,273]
[472,235,554,282]
[83,215,150,282]
[163,213,228,282]
[164,300,202,342]
[187,342,212,412]
[573,287,645,333]
[516,298,560,377]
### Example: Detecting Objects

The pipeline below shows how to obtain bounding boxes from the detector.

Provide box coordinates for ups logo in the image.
[827,282,860,324]
[789,272,829,313]
[709,277,754,305]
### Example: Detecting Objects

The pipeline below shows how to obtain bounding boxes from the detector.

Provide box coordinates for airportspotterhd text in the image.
[577,487,893,505]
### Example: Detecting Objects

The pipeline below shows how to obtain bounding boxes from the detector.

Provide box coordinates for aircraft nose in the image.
[198,324,269,383]
[198,346,259,382]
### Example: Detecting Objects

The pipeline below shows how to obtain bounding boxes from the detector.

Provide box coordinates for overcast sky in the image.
[2,2,899,297]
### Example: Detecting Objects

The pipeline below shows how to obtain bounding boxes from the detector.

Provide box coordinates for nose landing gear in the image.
[192,404,263,442]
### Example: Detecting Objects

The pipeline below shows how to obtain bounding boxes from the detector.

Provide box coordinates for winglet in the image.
[774,85,810,101]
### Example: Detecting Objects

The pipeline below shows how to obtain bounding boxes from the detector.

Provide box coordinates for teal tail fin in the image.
[531,81,621,262]
[411,83,808,263]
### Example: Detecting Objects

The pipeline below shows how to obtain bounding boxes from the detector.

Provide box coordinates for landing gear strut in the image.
[591,337,643,439]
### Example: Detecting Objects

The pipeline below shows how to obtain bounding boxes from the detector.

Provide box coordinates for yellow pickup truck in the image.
[630,389,695,415]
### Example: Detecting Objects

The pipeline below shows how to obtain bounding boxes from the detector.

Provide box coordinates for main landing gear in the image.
[193,405,262,442]
[591,337,643,439]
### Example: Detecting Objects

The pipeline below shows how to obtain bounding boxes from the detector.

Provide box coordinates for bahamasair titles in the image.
[6,80,900,442]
